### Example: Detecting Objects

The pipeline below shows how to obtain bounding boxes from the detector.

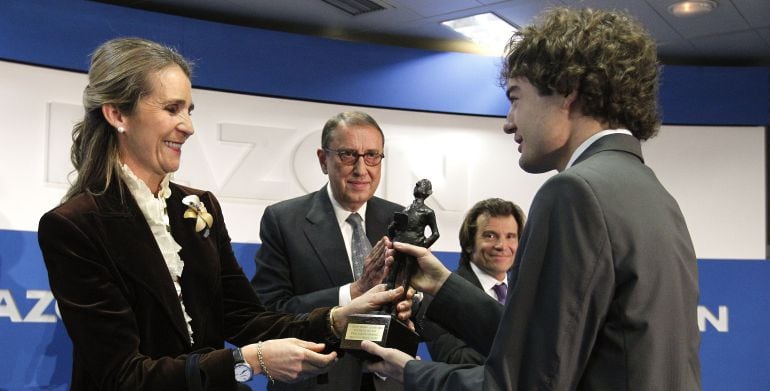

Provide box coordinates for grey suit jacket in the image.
[405,134,701,390]
[418,262,488,365]
[252,186,403,391]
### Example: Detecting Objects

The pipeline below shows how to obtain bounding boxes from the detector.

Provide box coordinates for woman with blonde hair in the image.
[38,37,409,390]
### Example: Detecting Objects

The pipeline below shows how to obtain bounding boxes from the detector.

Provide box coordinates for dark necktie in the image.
[492,282,508,305]
[346,213,370,280]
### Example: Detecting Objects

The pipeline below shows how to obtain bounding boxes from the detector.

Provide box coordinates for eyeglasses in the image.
[324,148,385,166]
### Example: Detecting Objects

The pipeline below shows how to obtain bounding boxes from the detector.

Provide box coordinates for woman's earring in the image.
[117,126,125,133]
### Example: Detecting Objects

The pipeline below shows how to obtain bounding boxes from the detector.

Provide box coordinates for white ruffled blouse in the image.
[119,164,195,344]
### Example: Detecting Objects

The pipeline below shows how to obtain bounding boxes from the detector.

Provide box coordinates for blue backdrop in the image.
[1,231,768,390]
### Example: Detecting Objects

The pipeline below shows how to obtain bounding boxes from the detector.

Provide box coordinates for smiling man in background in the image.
[417,198,525,365]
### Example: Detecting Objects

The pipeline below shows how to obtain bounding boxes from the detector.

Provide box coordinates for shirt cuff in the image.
[338,283,353,306]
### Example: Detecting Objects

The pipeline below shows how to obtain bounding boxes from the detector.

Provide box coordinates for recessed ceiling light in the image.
[441,13,518,55]
[668,1,718,18]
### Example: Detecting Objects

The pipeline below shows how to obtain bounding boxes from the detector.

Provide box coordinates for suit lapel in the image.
[95,183,192,346]
[303,187,355,285]
[167,185,219,345]
[365,197,399,245]
[456,262,483,290]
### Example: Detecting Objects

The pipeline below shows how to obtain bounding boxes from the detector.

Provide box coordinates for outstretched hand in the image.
[241,338,337,383]
[351,236,391,299]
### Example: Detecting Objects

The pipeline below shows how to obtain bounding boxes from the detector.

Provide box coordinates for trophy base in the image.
[340,313,419,361]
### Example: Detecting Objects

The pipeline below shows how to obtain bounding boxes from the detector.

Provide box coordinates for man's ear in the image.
[562,90,579,111]
[317,148,328,175]
[101,103,126,130]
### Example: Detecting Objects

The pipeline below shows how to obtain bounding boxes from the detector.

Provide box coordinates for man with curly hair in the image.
[362,7,701,390]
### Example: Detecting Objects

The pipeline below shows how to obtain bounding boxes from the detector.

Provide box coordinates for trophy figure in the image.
[341,179,439,358]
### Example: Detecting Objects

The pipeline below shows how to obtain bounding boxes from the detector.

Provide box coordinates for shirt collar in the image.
[469,262,508,291]
[326,183,368,228]
[119,163,172,200]
[565,129,632,170]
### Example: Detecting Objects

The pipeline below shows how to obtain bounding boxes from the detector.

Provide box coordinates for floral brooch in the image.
[182,195,213,238]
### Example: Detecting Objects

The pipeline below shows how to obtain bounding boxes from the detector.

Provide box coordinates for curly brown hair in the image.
[502,8,660,140]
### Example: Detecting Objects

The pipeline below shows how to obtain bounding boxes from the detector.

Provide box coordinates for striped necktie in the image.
[346,213,371,280]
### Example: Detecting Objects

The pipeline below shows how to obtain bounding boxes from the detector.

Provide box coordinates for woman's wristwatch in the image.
[232,347,253,383]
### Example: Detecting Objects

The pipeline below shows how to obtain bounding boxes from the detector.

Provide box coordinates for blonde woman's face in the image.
[118,65,194,190]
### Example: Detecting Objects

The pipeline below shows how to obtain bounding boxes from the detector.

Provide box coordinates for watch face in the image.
[234,363,253,382]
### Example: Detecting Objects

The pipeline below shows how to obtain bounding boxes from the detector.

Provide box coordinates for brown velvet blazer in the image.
[38,181,332,390]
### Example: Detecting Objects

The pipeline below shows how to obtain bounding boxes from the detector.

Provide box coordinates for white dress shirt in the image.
[326,183,368,306]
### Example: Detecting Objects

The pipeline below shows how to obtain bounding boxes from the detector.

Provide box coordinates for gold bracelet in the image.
[256,341,274,384]
[328,306,341,338]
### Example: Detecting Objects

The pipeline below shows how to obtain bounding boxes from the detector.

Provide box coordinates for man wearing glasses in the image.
[252,111,403,391]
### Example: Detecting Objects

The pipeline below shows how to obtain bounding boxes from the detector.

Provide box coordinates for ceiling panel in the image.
[656,39,701,61]
[689,29,770,60]
[757,26,770,46]
[95,0,770,66]
[644,0,751,39]
[492,0,566,28]
[389,0,484,17]
[190,0,357,24]
[562,0,683,44]
[732,0,770,29]
[477,0,512,5]
[330,7,425,33]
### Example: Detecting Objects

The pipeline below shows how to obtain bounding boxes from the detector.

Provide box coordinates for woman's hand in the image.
[241,338,338,383]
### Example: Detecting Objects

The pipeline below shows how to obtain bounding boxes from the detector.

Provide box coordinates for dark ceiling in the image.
[98,0,770,66]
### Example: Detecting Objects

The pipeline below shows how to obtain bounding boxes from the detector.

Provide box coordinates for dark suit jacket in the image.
[38,182,332,391]
[405,134,701,390]
[418,262,488,365]
[251,186,403,390]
